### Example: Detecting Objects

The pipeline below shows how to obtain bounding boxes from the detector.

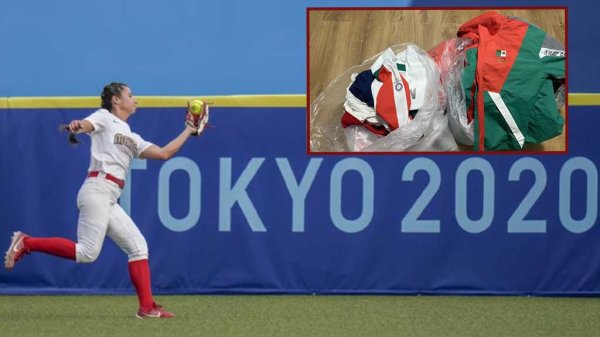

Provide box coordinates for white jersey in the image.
[343,45,430,131]
[84,109,153,180]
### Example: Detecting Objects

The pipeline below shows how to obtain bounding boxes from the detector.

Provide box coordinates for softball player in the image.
[4,82,208,319]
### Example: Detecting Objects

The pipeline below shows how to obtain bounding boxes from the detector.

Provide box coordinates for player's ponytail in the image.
[58,124,82,145]
[101,82,128,112]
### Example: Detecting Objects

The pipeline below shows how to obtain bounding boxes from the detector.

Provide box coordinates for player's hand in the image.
[68,120,85,133]
[185,101,210,136]
[185,124,199,134]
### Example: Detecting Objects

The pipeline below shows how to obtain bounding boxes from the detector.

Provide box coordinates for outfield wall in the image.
[0,96,599,295]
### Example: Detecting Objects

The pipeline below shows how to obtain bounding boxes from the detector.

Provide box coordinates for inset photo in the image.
[308,8,566,153]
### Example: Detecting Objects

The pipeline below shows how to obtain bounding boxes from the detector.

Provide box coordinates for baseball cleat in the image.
[135,303,176,319]
[4,231,30,270]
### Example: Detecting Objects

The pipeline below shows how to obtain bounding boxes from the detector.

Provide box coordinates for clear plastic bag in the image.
[555,83,565,110]
[428,37,474,146]
[310,43,457,152]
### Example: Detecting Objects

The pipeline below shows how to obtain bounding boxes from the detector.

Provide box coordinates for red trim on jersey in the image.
[375,67,400,130]
[341,111,389,136]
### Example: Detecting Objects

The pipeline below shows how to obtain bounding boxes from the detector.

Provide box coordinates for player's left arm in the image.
[139,125,197,161]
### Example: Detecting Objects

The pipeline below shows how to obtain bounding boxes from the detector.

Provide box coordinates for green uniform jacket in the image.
[459,11,565,151]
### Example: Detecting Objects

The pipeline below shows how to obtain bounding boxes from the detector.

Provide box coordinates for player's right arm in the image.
[68,120,95,134]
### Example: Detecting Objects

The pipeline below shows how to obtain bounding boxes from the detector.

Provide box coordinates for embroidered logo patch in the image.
[496,50,507,63]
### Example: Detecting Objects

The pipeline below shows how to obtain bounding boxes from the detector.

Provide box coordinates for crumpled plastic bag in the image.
[310,43,457,152]
[428,37,475,146]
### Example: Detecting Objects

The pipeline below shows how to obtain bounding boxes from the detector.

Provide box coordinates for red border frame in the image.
[306,6,568,156]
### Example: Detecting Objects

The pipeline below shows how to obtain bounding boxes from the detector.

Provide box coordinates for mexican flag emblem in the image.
[496,49,507,62]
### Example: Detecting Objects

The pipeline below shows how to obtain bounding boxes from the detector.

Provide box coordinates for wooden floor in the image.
[309,9,566,152]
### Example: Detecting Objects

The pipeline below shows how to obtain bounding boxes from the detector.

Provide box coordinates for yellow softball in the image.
[189,100,204,115]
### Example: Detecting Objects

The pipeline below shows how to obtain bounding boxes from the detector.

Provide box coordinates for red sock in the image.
[24,237,76,260]
[128,259,155,311]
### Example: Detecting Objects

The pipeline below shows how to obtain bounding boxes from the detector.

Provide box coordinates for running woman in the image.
[4,82,208,319]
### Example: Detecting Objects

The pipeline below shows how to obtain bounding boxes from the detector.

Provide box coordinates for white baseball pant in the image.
[75,176,148,263]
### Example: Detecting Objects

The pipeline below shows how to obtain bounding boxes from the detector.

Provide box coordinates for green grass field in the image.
[1,295,599,337]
